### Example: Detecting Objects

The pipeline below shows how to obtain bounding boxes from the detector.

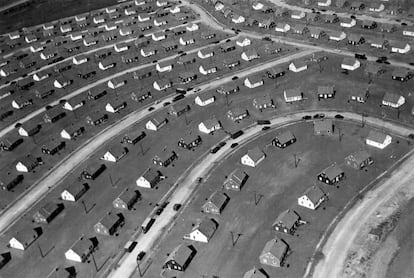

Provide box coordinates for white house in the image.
[291,11,306,20]
[119,27,133,36]
[275,23,290,33]
[140,48,156,57]
[252,2,264,10]
[368,3,385,12]
[146,117,167,131]
[30,44,44,53]
[101,145,128,162]
[236,37,251,47]
[70,32,83,41]
[241,48,260,61]
[54,78,71,89]
[61,183,88,202]
[136,168,161,188]
[366,130,392,149]
[340,18,357,28]
[198,118,221,134]
[8,31,20,40]
[186,23,199,32]
[138,13,150,22]
[382,93,405,108]
[298,186,326,210]
[156,61,173,72]
[341,58,360,71]
[244,75,264,88]
[60,24,72,33]
[33,71,50,81]
[153,79,172,91]
[284,88,303,102]
[241,147,265,167]
[195,93,215,106]
[402,27,414,37]
[328,31,346,41]
[114,43,129,53]
[152,32,166,41]
[108,78,126,89]
[391,42,411,54]
[154,18,167,27]
[179,36,195,46]
[198,48,214,59]
[9,230,39,250]
[232,14,245,24]
[169,6,181,14]
[105,101,127,113]
[199,64,217,75]
[73,55,88,65]
[62,97,85,111]
[317,0,331,7]
[289,60,307,73]
[65,236,95,263]
[183,218,217,243]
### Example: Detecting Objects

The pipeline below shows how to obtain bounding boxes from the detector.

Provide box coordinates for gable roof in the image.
[383,92,402,104]
[208,190,229,208]
[273,209,300,229]
[322,164,344,180]
[165,244,194,265]
[302,185,325,204]
[276,130,295,144]
[246,147,264,162]
[192,218,217,239]
[367,130,389,143]
[261,237,288,260]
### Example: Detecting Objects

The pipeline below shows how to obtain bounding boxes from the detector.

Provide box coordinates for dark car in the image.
[218,141,226,147]
[210,146,220,154]
[163,101,171,107]
[155,207,163,215]
[262,126,270,131]
[137,251,146,261]
[232,76,239,80]
[230,143,239,148]
[262,36,272,41]
[355,53,367,60]
[173,203,182,211]
[172,94,185,102]
[225,38,231,42]
[313,113,325,119]
[302,115,312,120]
[148,106,155,111]
[335,114,344,119]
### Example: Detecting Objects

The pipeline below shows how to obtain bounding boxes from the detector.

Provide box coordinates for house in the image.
[179,36,195,46]
[252,2,264,11]
[81,162,106,180]
[169,103,191,117]
[272,130,296,148]
[16,155,41,172]
[291,24,309,35]
[65,236,97,263]
[243,267,267,278]
[18,123,40,137]
[98,58,116,70]
[62,95,86,111]
[113,188,141,210]
[136,168,162,188]
[350,1,364,10]
[348,33,365,45]
[202,191,230,215]
[60,124,85,140]
[253,95,274,110]
[273,209,301,234]
[122,130,146,144]
[345,150,373,170]
[390,42,411,54]
[105,101,127,113]
[154,18,167,27]
[340,18,357,28]
[83,36,98,47]
[361,20,377,29]
[61,182,89,202]
[244,74,264,88]
[108,78,126,89]
[366,130,392,149]
[392,68,412,82]
[195,93,215,106]
[201,31,216,40]
[60,24,72,33]
[241,48,260,61]
[0,174,23,191]
[35,88,55,99]
[162,41,178,52]
[153,151,178,167]
[350,89,369,103]
[178,135,202,150]
[328,31,346,41]
[291,10,306,19]
[298,186,326,210]
[94,212,124,236]
[199,63,217,75]
[369,38,388,49]
[184,218,217,243]
[368,2,384,12]
[152,31,166,41]
[179,71,197,84]
[101,145,128,162]
[9,229,40,250]
[153,79,172,91]
[382,93,405,108]
[178,54,197,65]
[402,26,414,37]
[138,13,150,22]
[198,48,214,59]
[163,244,196,272]
[380,23,396,33]
[146,117,168,131]
[41,140,66,155]
[223,169,248,191]
[217,84,239,95]
[324,14,338,23]
[73,55,88,65]
[156,61,173,72]
[33,202,64,224]
[284,88,303,102]
[236,37,251,47]
[223,58,240,69]
[341,57,360,71]
[260,237,289,267]
[317,164,345,185]
[232,14,245,24]
[33,70,51,81]
[199,118,222,134]
[241,147,265,167]
[140,47,157,57]
[314,119,334,135]
[289,60,307,72]
[317,85,336,99]
[307,13,321,22]
[30,43,44,53]
[258,18,275,29]
[309,27,325,39]
[275,23,290,33]
[186,23,199,32]
[53,77,72,89]
[43,108,66,123]
[227,107,249,122]
[267,67,285,79]
[0,136,24,152]
[220,41,236,52]
[318,0,331,6]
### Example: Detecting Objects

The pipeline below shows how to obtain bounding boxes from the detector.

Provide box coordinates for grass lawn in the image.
[148,120,412,278]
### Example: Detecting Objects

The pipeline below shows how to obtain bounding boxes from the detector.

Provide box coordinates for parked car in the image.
[313,113,325,119]
[262,126,270,131]
[232,76,239,80]
[137,251,146,261]
[230,143,239,148]
[302,115,312,120]
[173,203,182,211]
[148,106,155,111]
[172,94,185,102]
[355,53,367,60]
[124,241,137,253]
[335,114,344,119]
[163,101,171,107]
[210,146,220,154]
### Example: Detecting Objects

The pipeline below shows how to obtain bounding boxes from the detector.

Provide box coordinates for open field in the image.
[149,120,411,278]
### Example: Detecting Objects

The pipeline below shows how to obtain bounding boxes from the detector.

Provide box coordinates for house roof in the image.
[98,212,122,229]
[261,237,288,260]
[392,68,411,77]
[64,182,87,196]
[208,190,229,208]
[142,167,161,182]
[246,147,264,163]
[13,229,38,245]
[318,85,335,95]
[178,53,197,64]
[391,41,409,49]
[243,267,267,278]
[276,130,295,144]
[273,209,300,230]
[369,37,387,46]
[322,164,344,180]
[246,73,263,84]
[226,168,246,185]
[290,59,307,68]
[192,218,217,239]
[303,185,325,204]
[157,60,173,68]
[199,47,214,56]
[36,202,61,218]
[70,237,94,256]
[348,33,364,42]
[155,79,172,87]
[18,154,38,167]
[165,244,194,266]
[367,130,389,144]
[107,144,126,158]
[254,95,272,106]
[346,150,371,165]
[236,36,250,44]
[243,47,259,57]
[285,88,302,98]
[179,71,197,79]
[202,117,220,129]
[292,24,307,32]
[383,92,402,104]
[313,119,333,133]
[197,92,215,102]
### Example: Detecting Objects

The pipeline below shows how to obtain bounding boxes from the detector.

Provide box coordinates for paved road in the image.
[182,0,414,71]
[0,48,315,234]
[0,0,30,12]
[268,0,413,25]
[311,147,414,278]
[107,110,414,278]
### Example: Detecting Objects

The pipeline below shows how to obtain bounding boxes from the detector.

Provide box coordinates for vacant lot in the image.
[149,120,411,278]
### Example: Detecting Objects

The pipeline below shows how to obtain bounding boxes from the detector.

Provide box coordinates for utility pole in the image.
[230,231,242,247]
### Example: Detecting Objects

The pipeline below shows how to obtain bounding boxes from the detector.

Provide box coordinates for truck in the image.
[230,130,244,139]
[141,217,155,234]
